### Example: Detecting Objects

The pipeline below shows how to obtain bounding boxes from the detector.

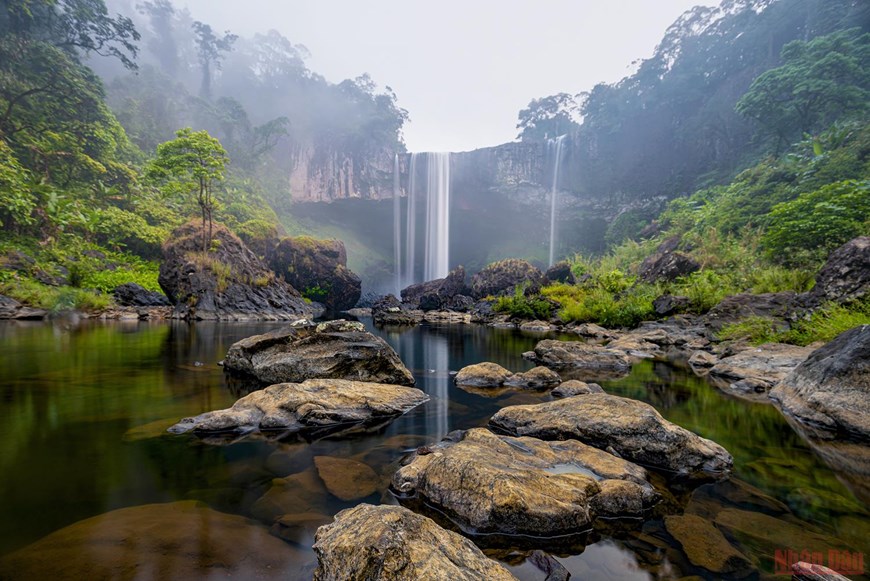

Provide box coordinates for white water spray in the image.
[424,152,450,281]
[548,135,566,267]
[403,153,418,288]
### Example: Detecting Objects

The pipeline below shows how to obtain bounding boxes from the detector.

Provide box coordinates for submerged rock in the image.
[313,456,380,501]
[454,362,561,390]
[313,504,518,581]
[168,378,428,437]
[770,325,870,441]
[158,221,312,320]
[664,514,753,576]
[489,394,733,479]
[0,501,306,579]
[269,236,362,312]
[527,339,632,373]
[709,343,814,395]
[223,319,415,386]
[391,428,659,537]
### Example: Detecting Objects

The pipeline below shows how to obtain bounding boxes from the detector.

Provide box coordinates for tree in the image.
[736,29,870,149]
[192,21,236,99]
[516,93,581,142]
[147,128,228,250]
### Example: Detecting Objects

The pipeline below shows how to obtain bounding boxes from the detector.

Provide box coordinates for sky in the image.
[181,0,718,153]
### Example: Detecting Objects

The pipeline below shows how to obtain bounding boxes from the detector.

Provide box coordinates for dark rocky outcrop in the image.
[168,378,427,437]
[804,236,870,307]
[454,362,561,390]
[158,222,313,320]
[223,319,415,386]
[638,251,700,283]
[112,283,171,307]
[652,294,691,316]
[269,236,361,312]
[312,504,518,581]
[391,428,659,537]
[490,393,733,479]
[470,259,544,299]
[544,261,575,284]
[705,292,798,332]
[400,266,470,311]
[770,325,870,441]
[526,339,632,374]
[0,501,306,580]
[371,294,424,326]
[0,294,46,320]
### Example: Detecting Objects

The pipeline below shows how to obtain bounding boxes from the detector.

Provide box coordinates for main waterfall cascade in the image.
[548,135,567,267]
[395,152,451,291]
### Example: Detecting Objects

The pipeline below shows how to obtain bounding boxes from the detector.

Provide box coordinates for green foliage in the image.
[718,316,785,346]
[302,284,329,303]
[516,93,580,141]
[0,276,111,311]
[147,128,228,250]
[0,141,35,229]
[494,285,553,320]
[762,180,870,265]
[737,29,870,146]
[93,206,167,258]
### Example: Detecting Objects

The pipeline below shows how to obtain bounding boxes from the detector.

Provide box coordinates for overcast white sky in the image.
[182,0,717,152]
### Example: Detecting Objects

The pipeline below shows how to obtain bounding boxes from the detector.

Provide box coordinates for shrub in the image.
[494,285,552,320]
[718,316,786,345]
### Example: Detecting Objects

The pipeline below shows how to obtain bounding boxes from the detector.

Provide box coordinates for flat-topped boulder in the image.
[391,428,659,537]
[770,325,870,441]
[551,380,604,398]
[313,504,517,581]
[526,339,632,373]
[168,378,428,438]
[470,259,544,299]
[709,343,814,395]
[454,362,561,390]
[489,394,732,480]
[223,319,415,386]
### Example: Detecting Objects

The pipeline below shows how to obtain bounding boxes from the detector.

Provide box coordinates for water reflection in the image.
[0,320,867,580]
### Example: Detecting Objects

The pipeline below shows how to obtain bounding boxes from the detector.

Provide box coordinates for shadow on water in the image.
[0,319,867,580]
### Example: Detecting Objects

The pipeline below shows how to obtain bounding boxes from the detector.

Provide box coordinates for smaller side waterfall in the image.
[392,154,401,295]
[404,153,419,288]
[548,135,566,267]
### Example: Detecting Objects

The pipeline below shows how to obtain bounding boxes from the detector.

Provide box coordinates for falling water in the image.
[548,135,566,267]
[403,153,419,288]
[424,152,450,281]
[393,154,401,295]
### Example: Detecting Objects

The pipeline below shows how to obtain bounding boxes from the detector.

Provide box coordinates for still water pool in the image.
[0,319,866,580]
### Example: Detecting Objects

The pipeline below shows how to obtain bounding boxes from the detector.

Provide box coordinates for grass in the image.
[493,285,553,320]
[0,276,112,312]
[186,251,233,292]
[719,299,870,346]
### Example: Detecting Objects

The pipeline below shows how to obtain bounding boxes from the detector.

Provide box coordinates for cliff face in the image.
[288,142,396,202]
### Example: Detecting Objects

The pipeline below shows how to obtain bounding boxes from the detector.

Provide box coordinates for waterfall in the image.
[424,152,450,281]
[403,153,418,288]
[548,135,566,267]
[393,154,401,295]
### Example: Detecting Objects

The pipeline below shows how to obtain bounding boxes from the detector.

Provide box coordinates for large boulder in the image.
[470,259,544,299]
[400,266,469,311]
[223,319,415,386]
[158,221,312,320]
[526,339,632,374]
[544,261,575,284]
[709,343,815,395]
[489,393,733,480]
[804,236,870,307]
[313,504,518,581]
[0,501,306,580]
[372,294,424,327]
[112,283,171,307]
[770,325,870,441]
[391,428,658,537]
[638,251,699,283]
[168,378,428,437]
[269,236,362,312]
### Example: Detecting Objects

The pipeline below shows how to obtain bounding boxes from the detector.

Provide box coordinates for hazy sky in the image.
[182,0,717,152]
